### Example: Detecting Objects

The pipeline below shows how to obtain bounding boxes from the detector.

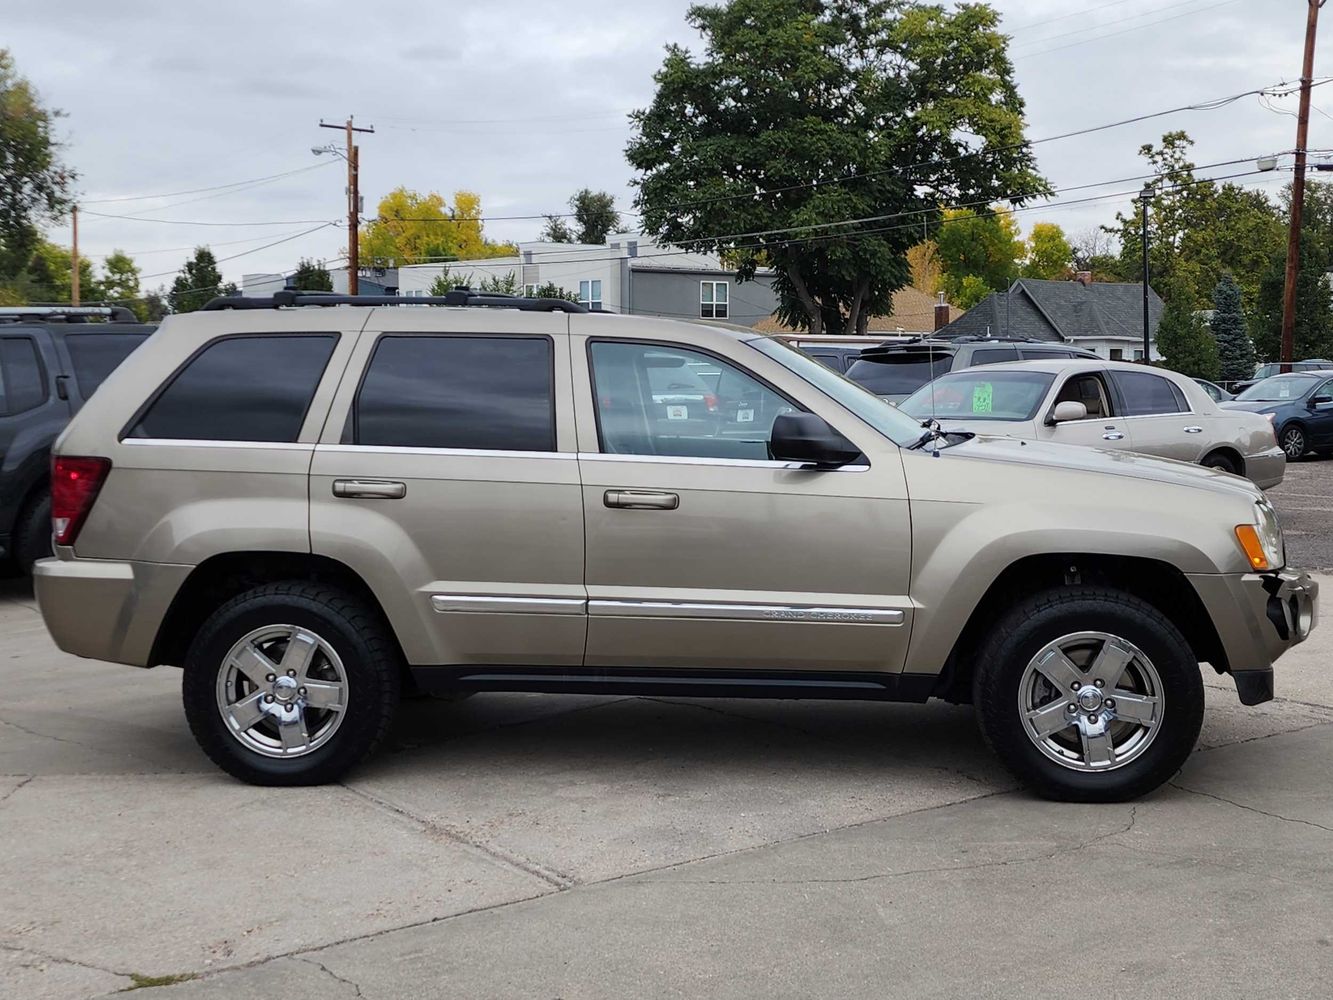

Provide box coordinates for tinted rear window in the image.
[353,335,554,451]
[64,333,149,398]
[0,337,46,414]
[130,334,337,441]
[1112,371,1188,416]
[846,356,952,395]
[969,348,1019,366]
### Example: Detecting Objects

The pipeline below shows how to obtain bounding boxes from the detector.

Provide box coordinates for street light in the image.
[1139,182,1154,364]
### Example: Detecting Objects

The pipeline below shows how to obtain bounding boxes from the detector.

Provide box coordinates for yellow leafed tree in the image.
[358,188,517,268]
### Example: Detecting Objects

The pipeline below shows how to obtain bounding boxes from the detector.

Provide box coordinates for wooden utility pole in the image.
[70,205,80,306]
[319,117,374,294]
[1280,0,1326,373]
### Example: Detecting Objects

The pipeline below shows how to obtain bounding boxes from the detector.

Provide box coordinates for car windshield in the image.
[747,337,925,447]
[899,371,1056,422]
[1235,376,1317,402]
[845,354,952,395]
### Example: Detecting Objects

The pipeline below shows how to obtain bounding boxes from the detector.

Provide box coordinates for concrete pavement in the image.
[0,574,1329,999]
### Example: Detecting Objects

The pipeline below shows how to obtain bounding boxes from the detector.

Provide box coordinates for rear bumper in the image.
[1245,445,1287,490]
[33,556,192,666]
[1187,568,1318,704]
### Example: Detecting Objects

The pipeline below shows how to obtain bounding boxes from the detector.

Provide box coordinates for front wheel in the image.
[973,587,1204,802]
[182,582,400,785]
[1279,424,1308,460]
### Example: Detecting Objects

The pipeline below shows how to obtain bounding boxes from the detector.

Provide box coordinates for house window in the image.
[1109,348,1123,361]
[1133,349,1145,361]
[701,281,729,319]
[524,284,541,297]
[579,279,603,310]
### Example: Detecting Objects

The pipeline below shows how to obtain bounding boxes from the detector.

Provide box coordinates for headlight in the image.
[1235,499,1285,571]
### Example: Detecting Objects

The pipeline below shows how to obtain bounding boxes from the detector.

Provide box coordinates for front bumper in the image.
[33,556,192,666]
[1187,567,1318,705]
[1246,445,1287,490]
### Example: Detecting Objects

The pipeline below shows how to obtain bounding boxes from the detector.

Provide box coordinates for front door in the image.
[571,333,914,674]
[1041,370,1134,451]
[1307,377,1333,448]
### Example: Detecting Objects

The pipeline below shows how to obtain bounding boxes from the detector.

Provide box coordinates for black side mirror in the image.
[769,412,861,467]
[1309,394,1332,409]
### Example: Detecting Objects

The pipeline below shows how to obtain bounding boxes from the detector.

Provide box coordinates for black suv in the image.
[846,336,1099,402]
[1,306,154,573]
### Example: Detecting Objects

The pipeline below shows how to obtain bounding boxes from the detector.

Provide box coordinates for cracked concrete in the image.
[0,572,1330,999]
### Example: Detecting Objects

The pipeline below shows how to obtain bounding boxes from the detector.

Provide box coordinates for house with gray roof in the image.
[936,274,1164,361]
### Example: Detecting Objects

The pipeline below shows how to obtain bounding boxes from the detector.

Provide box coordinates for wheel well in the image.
[1200,446,1245,475]
[150,552,412,688]
[7,477,48,538]
[934,553,1228,703]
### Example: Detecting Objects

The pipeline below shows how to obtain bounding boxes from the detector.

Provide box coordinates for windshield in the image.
[899,371,1056,422]
[747,337,925,447]
[846,355,952,396]
[1235,376,1317,402]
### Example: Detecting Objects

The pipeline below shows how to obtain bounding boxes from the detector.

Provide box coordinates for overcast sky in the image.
[5,0,1320,293]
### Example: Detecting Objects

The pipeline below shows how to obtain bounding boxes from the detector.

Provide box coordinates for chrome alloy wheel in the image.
[1281,427,1306,460]
[215,625,349,758]
[1017,631,1164,772]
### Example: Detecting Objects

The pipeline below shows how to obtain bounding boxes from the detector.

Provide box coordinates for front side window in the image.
[130,335,337,441]
[589,340,795,460]
[700,281,729,319]
[1112,371,1188,416]
[899,371,1056,422]
[64,333,150,398]
[354,335,554,451]
[0,337,46,415]
[578,280,603,310]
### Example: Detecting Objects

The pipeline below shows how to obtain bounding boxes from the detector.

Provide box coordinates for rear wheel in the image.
[973,587,1204,802]
[1200,451,1238,475]
[13,493,52,575]
[1279,424,1308,460]
[182,582,400,785]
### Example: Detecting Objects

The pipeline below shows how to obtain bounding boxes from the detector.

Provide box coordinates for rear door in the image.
[310,309,586,669]
[1107,370,1202,462]
[1040,370,1134,451]
[0,331,69,541]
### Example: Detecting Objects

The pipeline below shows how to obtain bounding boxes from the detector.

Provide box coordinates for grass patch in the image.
[122,972,199,991]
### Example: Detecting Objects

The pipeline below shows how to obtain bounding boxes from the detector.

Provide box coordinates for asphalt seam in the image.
[1195,718,1333,753]
[0,941,134,981]
[0,776,32,805]
[1167,781,1333,835]
[297,956,365,997]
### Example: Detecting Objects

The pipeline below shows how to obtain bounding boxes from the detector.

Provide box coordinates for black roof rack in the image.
[0,304,140,324]
[202,290,589,314]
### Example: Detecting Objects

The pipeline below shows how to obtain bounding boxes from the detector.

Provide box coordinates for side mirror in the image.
[1309,394,1332,409]
[1049,401,1088,424]
[770,412,861,467]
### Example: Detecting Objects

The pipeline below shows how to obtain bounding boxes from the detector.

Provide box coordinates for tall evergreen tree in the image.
[1155,285,1219,381]
[1211,273,1254,383]
[290,258,332,291]
[168,247,236,313]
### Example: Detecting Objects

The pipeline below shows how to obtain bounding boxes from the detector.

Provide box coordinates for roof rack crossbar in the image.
[201,291,588,313]
[0,304,139,323]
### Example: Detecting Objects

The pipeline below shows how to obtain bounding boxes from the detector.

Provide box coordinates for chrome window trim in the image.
[321,444,578,460]
[121,438,313,450]
[577,452,870,472]
[431,595,587,615]
[589,599,905,625]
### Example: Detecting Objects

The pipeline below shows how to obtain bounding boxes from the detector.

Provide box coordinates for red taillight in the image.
[704,393,718,412]
[51,457,111,546]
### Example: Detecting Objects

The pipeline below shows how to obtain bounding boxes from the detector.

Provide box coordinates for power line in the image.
[1004,0,1140,34]
[134,223,339,281]
[1016,0,1246,58]
[78,161,336,205]
[1010,0,1219,52]
[80,210,337,227]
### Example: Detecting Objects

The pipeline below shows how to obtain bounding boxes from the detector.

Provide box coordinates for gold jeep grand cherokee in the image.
[34,290,1318,801]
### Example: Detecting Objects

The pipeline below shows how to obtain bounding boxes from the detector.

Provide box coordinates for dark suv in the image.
[846,336,1099,403]
[1,305,153,573]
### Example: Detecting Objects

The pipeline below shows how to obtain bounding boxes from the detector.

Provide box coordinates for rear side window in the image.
[0,337,47,414]
[969,347,1019,366]
[1112,371,1188,416]
[846,355,952,395]
[64,333,149,398]
[353,335,554,451]
[130,335,337,441]
[1018,348,1074,360]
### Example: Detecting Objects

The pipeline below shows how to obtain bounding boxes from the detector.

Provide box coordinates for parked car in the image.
[898,361,1285,487]
[0,305,154,573]
[775,335,905,374]
[1221,372,1333,460]
[1231,359,1333,394]
[34,290,1317,802]
[1194,378,1234,403]
[846,336,1098,403]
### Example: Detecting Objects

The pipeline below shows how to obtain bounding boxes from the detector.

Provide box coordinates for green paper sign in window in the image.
[972,382,993,414]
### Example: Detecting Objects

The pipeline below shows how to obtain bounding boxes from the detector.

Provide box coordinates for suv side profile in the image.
[34,291,1317,801]
[0,305,154,573]
[846,336,1099,403]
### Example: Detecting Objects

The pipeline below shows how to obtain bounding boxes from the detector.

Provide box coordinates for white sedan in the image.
[897,359,1286,488]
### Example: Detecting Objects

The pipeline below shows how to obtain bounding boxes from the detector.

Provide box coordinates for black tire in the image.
[1279,423,1307,460]
[972,586,1204,802]
[182,582,400,785]
[1200,451,1238,475]
[13,492,52,575]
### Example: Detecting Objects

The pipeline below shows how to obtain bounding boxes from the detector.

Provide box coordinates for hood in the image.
[1220,399,1287,413]
[946,434,1263,500]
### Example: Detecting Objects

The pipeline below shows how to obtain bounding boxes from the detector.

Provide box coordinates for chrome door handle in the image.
[1184,426,1203,434]
[332,479,406,499]
[604,489,679,510]
[1102,432,1124,441]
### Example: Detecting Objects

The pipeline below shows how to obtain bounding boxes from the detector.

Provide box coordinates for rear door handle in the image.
[604,489,679,510]
[332,479,406,499]
[1102,432,1124,441]
[1184,426,1203,434]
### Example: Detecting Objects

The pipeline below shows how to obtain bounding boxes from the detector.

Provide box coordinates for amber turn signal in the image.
[1234,524,1271,571]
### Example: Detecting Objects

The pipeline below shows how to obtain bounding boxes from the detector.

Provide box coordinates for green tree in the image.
[427,268,469,295]
[1023,222,1072,280]
[140,288,168,321]
[935,206,1023,306]
[16,241,101,303]
[626,0,1047,334]
[1210,273,1254,383]
[540,215,577,243]
[0,50,75,280]
[168,247,236,313]
[1154,282,1219,380]
[1253,227,1333,362]
[101,250,140,300]
[290,258,333,291]
[533,281,580,302]
[477,272,520,294]
[570,189,620,244]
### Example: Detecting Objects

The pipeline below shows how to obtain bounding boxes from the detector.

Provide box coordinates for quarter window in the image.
[1112,371,1188,416]
[64,333,149,398]
[589,341,796,461]
[130,335,337,441]
[970,347,1019,365]
[700,281,729,319]
[578,280,603,311]
[353,335,554,451]
[0,337,46,415]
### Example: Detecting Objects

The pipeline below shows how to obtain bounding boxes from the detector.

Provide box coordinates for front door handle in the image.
[604,489,679,510]
[332,479,407,499]
[1102,432,1124,441]
[1184,426,1203,434]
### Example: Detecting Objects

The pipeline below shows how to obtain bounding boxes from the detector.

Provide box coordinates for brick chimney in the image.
[1074,271,1093,287]
[934,291,951,331]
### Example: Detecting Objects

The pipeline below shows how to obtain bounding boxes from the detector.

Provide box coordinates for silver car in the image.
[899,360,1286,488]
